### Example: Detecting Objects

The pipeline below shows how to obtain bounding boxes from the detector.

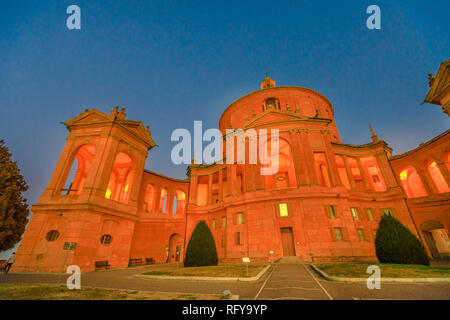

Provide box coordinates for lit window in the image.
[237,213,244,224]
[279,203,289,217]
[46,230,60,242]
[328,205,337,218]
[351,208,359,220]
[334,228,343,241]
[100,234,112,245]
[366,209,373,221]
[357,229,365,242]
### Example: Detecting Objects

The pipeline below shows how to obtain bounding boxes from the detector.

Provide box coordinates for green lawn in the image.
[142,264,267,278]
[316,262,450,278]
[0,283,229,300]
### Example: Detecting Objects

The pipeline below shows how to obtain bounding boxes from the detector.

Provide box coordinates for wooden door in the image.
[280,228,295,256]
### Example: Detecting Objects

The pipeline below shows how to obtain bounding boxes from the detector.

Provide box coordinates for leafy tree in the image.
[0,140,29,251]
[184,220,218,267]
[375,215,429,266]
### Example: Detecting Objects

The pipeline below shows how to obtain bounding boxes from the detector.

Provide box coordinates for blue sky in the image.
[0,1,449,257]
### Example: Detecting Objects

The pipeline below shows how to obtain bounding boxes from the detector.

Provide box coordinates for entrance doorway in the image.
[280,227,296,256]
[167,234,183,263]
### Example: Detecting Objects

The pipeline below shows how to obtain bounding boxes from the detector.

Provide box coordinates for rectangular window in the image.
[222,216,227,228]
[279,203,289,217]
[334,227,343,241]
[351,207,359,220]
[221,234,226,248]
[357,229,365,242]
[328,205,337,219]
[236,212,244,224]
[382,208,392,216]
[366,209,373,221]
[235,232,242,245]
[212,219,216,230]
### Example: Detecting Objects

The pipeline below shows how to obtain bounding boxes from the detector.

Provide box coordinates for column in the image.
[218,169,224,201]
[356,157,371,191]
[436,161,450,188]
[375,152,397,189]
[299,129,319,185]
[289,131,308,186]
[189,175,198,205]
[322,130,341,187]
[208,174,213,205]
[342,155,356,189]
[418,169,438,195]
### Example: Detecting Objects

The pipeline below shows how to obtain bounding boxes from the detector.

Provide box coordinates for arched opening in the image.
[263,97,280,112]
[421,220,450,258]
[426,160,450,193]
[314,152,331,187]
[263,138,296,189]
[105,152,134,203]
[172,195,177,214]
[175,190,186,214]
[167,233,183,263]
[159,188,168,213]
[360,156,386,191]
[399,166,427,198]
[143,184,156,213]
[62,144,96,195]
[444,150,450,172]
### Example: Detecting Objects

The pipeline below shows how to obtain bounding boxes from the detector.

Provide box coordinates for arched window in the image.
[426,160,450,193]
[172,195,177,214]
[264,98,280,111]
[45,230,60,242]
[100,234,112,245]
[105,152,134,203]
[143,184,156,213]
[399,166,427,198]
[159,189,168,213]
[176,190,186,214]
[62,144,96,195]
[263,138,296,189]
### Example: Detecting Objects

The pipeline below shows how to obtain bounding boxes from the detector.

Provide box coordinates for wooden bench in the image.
[94,260,111,271]
[129,258,143,266]
[145,258,155,265]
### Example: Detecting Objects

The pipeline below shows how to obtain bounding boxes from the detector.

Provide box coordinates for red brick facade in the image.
[12,70,450,272]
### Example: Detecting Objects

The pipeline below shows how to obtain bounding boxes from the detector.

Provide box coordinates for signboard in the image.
[242,257,250,263]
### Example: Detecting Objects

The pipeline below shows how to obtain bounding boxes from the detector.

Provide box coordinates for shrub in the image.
[184,220,218,267]
[375,215,430,266]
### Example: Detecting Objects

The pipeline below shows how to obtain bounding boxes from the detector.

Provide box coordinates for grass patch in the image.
[0,283,228,300]
[316,262,450,278]
[142,264,267,278]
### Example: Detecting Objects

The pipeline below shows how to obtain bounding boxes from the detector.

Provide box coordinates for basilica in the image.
[12,60,450,272]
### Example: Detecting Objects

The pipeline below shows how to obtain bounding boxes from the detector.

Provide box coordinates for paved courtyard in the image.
[1,258,449,300]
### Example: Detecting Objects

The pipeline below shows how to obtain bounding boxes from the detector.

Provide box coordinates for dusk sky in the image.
[0,1,449,256]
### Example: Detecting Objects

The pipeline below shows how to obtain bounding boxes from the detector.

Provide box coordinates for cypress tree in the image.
[375,215,430,266]
[184,220,218,267]
[0,140,29,251]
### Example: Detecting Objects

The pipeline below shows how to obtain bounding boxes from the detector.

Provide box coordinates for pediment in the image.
[65,109,112,127]
[243,110,314,129]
